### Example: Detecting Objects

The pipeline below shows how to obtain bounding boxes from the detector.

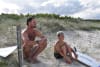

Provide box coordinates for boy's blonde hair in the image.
[56,31,64,37]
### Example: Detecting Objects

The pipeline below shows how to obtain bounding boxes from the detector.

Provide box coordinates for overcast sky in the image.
[0,0,100,19]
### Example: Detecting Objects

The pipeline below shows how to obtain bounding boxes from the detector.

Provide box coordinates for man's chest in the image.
[27,30,36,40]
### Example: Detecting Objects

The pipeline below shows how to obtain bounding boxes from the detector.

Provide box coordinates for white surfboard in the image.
[75,52,100,67]
[0,46,17,57]
[71,47,100,67]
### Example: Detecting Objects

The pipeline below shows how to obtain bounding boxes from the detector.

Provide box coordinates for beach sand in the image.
[23,30,100,67]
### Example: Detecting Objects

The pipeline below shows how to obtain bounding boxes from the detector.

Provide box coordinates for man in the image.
[22,17,47,63]
[54,31,77,64]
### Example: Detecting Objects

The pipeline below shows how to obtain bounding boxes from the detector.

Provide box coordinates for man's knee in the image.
[39,39,47,47]
[42,38,47,46]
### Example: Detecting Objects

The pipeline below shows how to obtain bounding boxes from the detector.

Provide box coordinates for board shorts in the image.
[54,52,70,59]
[54,52,63,59]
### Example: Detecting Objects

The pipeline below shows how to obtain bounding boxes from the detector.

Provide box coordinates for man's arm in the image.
[35,29,47,40]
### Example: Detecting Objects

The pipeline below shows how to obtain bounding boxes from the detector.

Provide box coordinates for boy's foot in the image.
[65,60,72,64]
[65,56,72,64]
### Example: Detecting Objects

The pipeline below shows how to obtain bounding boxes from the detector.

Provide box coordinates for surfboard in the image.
[0,46,17,57]
[76,52,100,67]
[72,48,100,67]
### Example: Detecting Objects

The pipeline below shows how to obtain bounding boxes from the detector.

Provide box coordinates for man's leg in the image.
[23,46,32,62]
[31,39,47,60]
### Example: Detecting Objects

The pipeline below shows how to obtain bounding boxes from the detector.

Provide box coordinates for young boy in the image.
[54,31,77,64]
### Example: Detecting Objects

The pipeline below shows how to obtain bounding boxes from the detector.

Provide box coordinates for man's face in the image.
[58,34,64,41]
[29,19,36,28]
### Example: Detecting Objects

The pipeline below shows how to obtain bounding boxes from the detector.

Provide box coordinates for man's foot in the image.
[24,57,31,63]
[30,57,40,64]
[30,57,41,64]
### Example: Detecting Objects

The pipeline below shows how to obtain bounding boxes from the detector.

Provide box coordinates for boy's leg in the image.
[68,48,73,58]
[68,48,77,60]
[71,48,77,60]
[61,46,72,64]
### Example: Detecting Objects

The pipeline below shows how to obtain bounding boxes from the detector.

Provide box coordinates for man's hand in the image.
[38,36,47,44]
[24,41,37,47]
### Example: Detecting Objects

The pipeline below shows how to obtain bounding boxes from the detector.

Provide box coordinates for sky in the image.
[0,0,100,19]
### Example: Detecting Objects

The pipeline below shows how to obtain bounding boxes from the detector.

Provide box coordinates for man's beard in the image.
[31,25,36,28]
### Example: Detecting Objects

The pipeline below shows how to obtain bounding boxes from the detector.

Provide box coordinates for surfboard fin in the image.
[73,47,77,52]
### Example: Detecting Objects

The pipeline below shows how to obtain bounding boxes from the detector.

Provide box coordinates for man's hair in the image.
[56,31,64,37]
[26,17,35,25]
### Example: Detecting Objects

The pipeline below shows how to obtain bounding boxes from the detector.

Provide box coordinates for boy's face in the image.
[58,34,64,41]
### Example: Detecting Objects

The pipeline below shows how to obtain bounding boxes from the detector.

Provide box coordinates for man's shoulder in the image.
[21,28,27,34]
[34,28,40,31]
[34,28,41,34]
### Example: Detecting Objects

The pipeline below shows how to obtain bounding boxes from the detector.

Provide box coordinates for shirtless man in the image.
[22,17,47,63]
[54,31,77,64]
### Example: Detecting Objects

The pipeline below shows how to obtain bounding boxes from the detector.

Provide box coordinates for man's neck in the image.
[27,26,34,30]
[58,40,64,42]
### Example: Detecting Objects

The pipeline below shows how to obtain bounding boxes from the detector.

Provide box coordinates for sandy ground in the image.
[0,30,100,67]
[23,30,100,67]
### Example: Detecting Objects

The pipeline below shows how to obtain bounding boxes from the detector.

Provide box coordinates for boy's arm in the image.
[55,43,64,57]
